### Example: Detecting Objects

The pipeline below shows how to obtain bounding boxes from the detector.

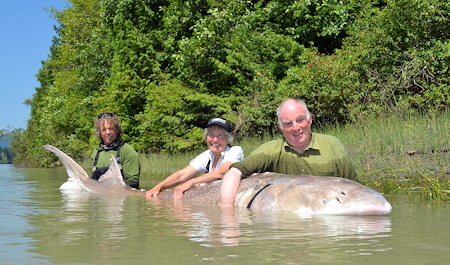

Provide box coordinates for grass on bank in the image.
[321,111,450,200]
[139,112,450,200]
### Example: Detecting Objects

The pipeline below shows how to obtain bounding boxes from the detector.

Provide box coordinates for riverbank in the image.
[323,111,450,200]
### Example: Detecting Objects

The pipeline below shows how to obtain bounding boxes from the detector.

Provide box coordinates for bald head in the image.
[276,98,313,152]
[277,99,311,129]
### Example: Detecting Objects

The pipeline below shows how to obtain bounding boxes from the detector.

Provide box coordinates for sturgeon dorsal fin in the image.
[97,154,127,188]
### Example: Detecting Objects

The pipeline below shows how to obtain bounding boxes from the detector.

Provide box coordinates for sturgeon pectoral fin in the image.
[97,154,127,188]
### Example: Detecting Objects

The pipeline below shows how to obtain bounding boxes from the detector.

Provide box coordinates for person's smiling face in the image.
[206,126,228,156]
[278,100,313,152]
[100,121,118,145]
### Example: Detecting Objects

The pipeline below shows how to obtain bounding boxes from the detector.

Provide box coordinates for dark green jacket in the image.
[91,142,141,189]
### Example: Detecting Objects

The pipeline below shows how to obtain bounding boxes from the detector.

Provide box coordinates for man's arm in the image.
[219,167,242,208]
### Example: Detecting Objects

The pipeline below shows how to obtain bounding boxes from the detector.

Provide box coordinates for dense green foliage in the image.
[12,0,450,166]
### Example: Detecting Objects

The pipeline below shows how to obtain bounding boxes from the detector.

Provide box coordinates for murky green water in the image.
[0,164,449,264]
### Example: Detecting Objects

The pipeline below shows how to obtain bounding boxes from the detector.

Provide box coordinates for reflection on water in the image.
[142,200,392,264]
[1,164,450,264]
[52,190,129,243]
[146,200,392,249]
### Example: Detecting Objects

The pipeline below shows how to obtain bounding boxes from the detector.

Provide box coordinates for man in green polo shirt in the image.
[219,98,357,207]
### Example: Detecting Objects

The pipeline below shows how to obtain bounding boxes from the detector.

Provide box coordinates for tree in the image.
[24,0,107,165]
[341,0,450,118]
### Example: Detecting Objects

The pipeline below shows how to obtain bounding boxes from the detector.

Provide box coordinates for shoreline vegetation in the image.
[15,0,450,169]
[130,112,449,200]
[1,0,446,202]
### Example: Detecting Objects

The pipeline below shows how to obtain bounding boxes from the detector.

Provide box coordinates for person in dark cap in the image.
[146,116,244,199]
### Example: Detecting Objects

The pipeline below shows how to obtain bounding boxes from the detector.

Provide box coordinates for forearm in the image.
[157,165,199,190]
[190,171,223,186]
[219,167,242,208]
[156,172,185,190]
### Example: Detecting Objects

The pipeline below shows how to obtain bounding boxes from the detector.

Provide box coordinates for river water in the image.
[0,164,449,264]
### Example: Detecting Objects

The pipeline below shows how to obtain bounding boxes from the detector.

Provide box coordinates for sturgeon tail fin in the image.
[43,145,90,184]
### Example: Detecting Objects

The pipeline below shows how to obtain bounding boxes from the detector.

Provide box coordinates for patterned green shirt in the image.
[232,132,357,180]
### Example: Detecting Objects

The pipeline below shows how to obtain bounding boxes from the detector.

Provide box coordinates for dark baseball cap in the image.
[206,117,230,132]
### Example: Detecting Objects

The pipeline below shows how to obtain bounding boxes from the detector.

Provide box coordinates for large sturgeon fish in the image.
[44,145,392,215]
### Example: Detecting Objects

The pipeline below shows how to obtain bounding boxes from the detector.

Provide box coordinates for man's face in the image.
[278,101,313,151]
[100,121,118,145]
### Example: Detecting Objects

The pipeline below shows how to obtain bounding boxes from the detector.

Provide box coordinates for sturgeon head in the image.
[43,145,145,196]
[235,173,392,215]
